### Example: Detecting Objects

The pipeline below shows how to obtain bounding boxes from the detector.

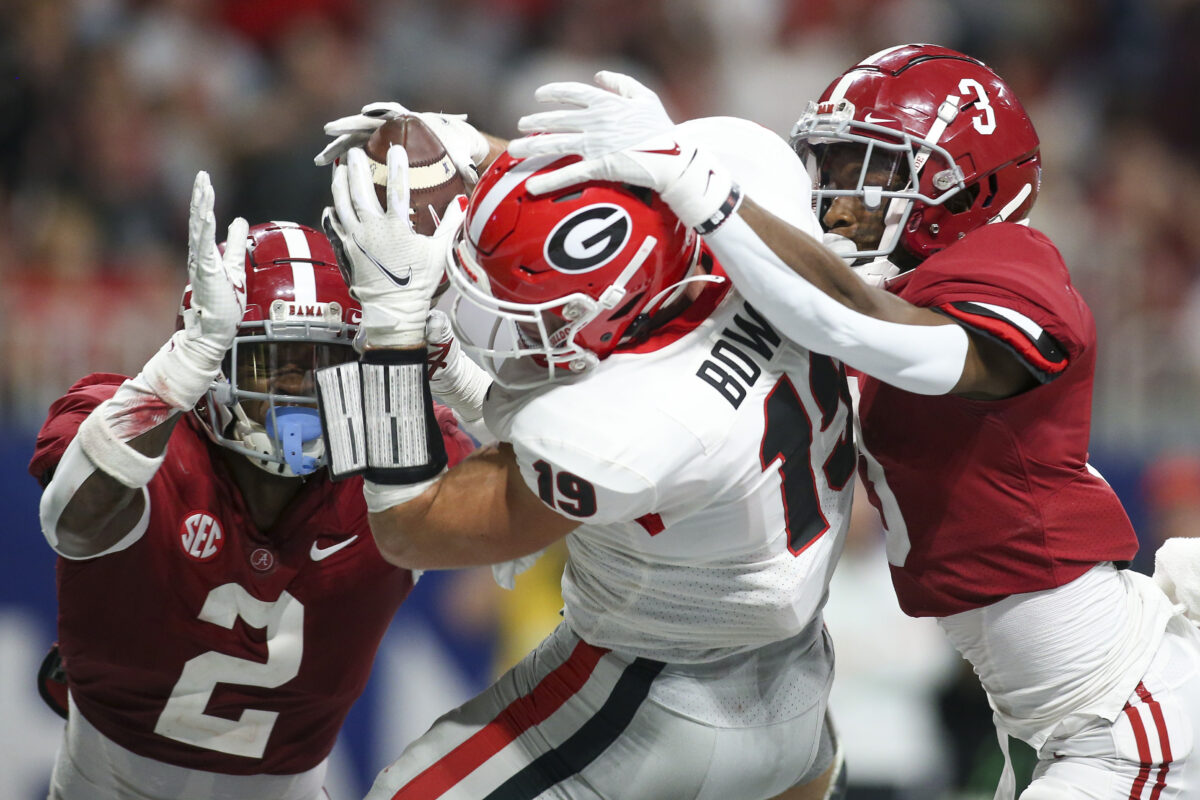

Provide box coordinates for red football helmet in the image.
[182,221,360,477]
[790,43,1041,269]
[447,151,701,388]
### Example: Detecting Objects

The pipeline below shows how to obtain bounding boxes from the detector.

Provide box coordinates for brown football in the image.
[364,116,466,235]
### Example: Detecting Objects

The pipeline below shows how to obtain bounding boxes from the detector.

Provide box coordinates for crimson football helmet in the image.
[790,43,1041,271]
[447,151,703,388]
[182,221,359,477]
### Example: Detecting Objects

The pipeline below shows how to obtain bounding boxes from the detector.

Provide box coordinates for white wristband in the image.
[364,475,441,513]
[658,146,742,233]
[139,330,224,410]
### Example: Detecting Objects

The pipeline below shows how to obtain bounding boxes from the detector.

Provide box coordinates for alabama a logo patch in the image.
[179,511,224,562]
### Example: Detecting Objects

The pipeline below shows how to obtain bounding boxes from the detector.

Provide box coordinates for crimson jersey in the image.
[29,374,473,776]
[856,224,1138,617]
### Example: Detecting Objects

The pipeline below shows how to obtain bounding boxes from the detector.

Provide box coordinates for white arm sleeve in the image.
[39,434,151,559]
[707,214,970,396]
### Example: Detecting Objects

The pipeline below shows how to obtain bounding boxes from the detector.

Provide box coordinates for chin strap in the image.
[851,256,902,287]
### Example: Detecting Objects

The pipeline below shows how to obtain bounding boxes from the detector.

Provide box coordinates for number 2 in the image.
[154,583,304,758]
[761,355,855,554]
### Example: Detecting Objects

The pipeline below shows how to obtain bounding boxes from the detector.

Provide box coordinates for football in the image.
[364,116,466,235]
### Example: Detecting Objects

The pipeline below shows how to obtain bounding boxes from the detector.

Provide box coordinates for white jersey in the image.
[485,117,853,663]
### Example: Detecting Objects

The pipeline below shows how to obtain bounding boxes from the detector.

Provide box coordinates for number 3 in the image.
[154,584,304,758]
[959,78,995,135]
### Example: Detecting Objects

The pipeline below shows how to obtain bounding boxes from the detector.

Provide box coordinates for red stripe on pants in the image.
[1124,691,1153,800]
[1134,684,1173,800]
[392,639,608,800]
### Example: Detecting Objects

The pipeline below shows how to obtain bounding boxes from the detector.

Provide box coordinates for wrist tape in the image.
[426,321,490,422]
[140,331,225,411]
[75,374,178,488]
[315,348,448,484]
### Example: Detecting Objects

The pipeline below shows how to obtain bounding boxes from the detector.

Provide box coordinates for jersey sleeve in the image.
[29,374,125,486]
[509,435,659,526]
[900,223,1092,382]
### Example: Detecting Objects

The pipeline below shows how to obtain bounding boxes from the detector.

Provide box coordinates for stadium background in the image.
[2,1,1199,797]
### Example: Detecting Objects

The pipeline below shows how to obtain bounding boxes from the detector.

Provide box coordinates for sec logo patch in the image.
[179,512,224,562]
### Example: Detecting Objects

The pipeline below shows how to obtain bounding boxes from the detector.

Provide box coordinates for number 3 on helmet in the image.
[791,43,1041,267]
[447,151,701,388]
[180,222,360,477]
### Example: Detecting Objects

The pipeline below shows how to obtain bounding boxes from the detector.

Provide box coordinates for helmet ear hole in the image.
[608,292,646,323]
[944,183,981,214]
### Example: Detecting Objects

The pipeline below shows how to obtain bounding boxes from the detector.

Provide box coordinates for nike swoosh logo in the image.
[310,535,359,561]
[353,235,412,287]
[635,143,682,157]
[863,113,890,124]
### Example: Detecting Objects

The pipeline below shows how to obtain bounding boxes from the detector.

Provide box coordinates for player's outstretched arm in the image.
[40,171,247,559]
[717,199,1037,399]
[508,71,1032,399]
[367,442,579,570]
[315,145,576,568]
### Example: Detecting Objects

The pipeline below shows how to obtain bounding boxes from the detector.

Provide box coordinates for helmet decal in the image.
[449,151,699,389]
[544,204,633,273]
[182,221,360,477]
[791,44,1041,269]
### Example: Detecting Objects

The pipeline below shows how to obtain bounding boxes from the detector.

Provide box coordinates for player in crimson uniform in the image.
[513,47,1200,799]
[31,172,472,800]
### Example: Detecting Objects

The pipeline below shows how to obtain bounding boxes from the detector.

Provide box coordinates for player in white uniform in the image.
[508,59,1200,800]
[311,95,852,799]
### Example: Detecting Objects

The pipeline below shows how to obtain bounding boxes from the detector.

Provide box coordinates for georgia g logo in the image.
[544,204,632,273]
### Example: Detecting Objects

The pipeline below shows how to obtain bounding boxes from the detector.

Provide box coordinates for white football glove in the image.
[141,171,247,409]
[509,70,675,160]
[525,133,741,234]
[314,101,489,186]
[324,146,465,348]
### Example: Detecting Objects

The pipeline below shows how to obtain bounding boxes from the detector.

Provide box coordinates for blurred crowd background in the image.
[3,1,1200,798]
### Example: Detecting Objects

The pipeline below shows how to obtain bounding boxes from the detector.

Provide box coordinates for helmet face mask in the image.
[186,221,359,478]
[790,44,1042,271]
[448,152,700,389]
[798,139,917,258]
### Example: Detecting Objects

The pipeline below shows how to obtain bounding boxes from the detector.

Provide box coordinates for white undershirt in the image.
[938,563,1176,750]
